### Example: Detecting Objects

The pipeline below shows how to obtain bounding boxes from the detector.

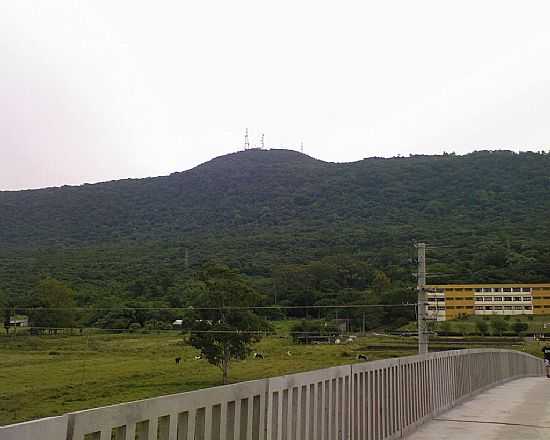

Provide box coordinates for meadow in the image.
[0,325,544,426]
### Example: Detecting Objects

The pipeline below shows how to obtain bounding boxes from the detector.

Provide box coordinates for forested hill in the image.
[1,149,550,305]
[2,149,550,247]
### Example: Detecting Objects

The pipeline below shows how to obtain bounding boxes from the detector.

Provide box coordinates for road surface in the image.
[406,377,550,440]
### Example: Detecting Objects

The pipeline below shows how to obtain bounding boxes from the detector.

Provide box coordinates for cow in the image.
[175,357,182,365]
[253,352,264,359]
[357,354,369,361]
[194,355,203,360]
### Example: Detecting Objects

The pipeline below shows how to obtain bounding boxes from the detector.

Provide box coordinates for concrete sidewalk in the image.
[406,377,550,440]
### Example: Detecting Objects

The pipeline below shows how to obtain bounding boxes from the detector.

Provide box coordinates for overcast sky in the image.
[1,1,550,190]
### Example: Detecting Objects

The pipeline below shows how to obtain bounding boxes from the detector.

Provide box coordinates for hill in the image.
[1,149,550,325]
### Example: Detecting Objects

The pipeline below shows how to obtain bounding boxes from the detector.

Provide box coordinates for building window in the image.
[522,288,531,292]
[513,287,521,292]
[493,288,502,293]
[474,288,482,293]
[428,306,436,311]
[534,306,542,309]
[483,288,492,292]
[522,297,531,301]
[494,296,503,301]
[514,306,523,310]
[484,306,493,310]
[513,297,522,301]
[447,306,455,309]
[494,306,503,310]
[504,296,513,301]
[437,306,445,311]
[475,306,483,310]
[525,306,532,310]
[504,306,513,310]
[475,296,483,302]
[455,288,464,291]
[428,297,437,302]
[466,306,473,309]
[484,297,493,301]
[446,297,454,300]
[503,288,512,292]
[457,306,464,309]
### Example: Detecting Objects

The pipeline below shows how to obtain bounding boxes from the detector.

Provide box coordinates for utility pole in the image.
[416,242,428,354]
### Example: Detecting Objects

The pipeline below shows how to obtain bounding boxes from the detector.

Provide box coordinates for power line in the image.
[14,326,400,335]
[4,303,417,312]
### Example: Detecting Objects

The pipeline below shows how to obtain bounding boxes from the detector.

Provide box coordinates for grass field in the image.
[0,325,544,426]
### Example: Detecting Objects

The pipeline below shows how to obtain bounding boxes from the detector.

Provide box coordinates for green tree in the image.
[372,271,391,294]
[511,321,528,336]
[475,319,489,336]
[490,317,508,336]
[29,278,77,329]
[438,321,452,334]
[0,289,12,335]
[184,264,271,384]
[457,322,469,337]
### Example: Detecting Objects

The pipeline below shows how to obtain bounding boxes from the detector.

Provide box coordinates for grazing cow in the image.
[286,351,292,357]
[253,352,264,359]
[175,357,182,365]
[194,355,203,360]
[357,354,369,361]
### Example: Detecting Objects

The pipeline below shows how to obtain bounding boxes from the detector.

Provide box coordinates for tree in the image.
[475,319,489,336]
[184,264,271,384]
[511,321,528,336]
[457,322,469,337]
[490,318,508,336]
[438,321,452,334]
[29,278,77,329]
[372,271,391,294]
[0,289,12,335]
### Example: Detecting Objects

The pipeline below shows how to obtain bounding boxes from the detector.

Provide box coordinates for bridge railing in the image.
[0,349,543,440]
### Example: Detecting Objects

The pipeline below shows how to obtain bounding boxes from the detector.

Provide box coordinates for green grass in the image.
[1,329,544,426]
[0,331,411,425]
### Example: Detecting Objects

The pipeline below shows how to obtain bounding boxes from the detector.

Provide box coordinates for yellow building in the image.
[425,283,550,321]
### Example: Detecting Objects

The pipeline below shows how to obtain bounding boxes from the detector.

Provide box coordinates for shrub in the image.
[511,321,528,335]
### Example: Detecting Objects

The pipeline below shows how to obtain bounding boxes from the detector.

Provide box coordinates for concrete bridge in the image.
[0,349,544,440]
[407,376,550,439]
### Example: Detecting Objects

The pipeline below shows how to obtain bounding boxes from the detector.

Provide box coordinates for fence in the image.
[0,349,543,440]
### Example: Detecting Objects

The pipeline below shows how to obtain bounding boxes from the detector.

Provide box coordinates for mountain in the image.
[1,148,550,307]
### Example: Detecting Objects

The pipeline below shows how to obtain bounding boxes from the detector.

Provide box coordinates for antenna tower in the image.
[261,133,265,149]
[244,128,250,150]
[300,141,304,154]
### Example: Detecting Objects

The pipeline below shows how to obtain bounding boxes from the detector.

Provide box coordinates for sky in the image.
[1,1,550,190]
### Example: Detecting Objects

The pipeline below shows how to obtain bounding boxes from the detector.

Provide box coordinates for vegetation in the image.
[1,149,550,330]
[1,329,544,426]
[183,264,271,384]
[401,315,550,336]
[28,278,77,329]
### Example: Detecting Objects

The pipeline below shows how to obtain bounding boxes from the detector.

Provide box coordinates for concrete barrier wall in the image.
[0,349,543,440]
